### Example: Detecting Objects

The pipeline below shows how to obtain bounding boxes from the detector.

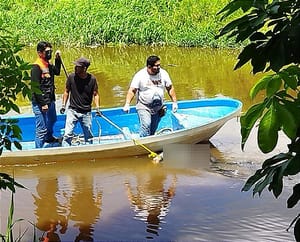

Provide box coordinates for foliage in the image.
[216,0,300,238]
[0,29,32,114]
[0,173,26,192]
[0,27,33,155]
[1,0,235,47]
[0,27,33,240]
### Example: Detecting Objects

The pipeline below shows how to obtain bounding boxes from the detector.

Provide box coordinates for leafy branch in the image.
[217,0,300,238]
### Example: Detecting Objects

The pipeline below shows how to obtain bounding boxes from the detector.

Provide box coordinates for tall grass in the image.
[1,0,235,47]
[0,174,36,242]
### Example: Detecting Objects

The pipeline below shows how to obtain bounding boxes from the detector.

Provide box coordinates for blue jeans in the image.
[137,109,161,137]
[32,101,57,148]
[62,109,93,146]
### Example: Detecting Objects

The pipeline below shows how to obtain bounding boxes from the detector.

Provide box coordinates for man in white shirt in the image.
[123,55,177,137]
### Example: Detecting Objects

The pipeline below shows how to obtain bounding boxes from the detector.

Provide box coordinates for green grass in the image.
[1,0,236,47]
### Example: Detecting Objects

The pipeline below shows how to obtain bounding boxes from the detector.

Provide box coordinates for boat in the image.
[0,97,242,165]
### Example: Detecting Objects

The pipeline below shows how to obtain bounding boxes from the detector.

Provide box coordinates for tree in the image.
[0,27,32,192]
[216,0,300,240]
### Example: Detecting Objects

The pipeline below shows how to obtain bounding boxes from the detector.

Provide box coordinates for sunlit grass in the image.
[2,0,235,47]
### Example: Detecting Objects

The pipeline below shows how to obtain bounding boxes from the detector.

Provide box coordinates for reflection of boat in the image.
[0,97,242,164]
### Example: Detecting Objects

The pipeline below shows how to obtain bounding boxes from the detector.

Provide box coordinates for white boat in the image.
[0,97,242,165]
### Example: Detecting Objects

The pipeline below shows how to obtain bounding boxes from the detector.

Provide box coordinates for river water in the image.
[0,46,297,241]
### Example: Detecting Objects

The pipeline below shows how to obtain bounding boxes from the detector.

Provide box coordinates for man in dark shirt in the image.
[31,41,61,148]
[60,57,100,146]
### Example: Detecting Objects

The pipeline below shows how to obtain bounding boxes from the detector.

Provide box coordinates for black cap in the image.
[73,57,90,68]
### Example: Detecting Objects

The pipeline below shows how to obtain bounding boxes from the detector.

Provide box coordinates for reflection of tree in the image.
[69,176,102,241]
[125,172,177,239]
[33,177,68,242]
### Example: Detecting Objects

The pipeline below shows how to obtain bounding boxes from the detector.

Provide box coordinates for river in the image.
[0,46,297,241]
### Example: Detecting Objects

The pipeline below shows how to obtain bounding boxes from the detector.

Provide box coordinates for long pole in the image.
[97,114,162,161]
[61,58,69,78]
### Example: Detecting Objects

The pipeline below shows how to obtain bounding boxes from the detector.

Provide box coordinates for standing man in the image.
[60,57,100,146]
[31,41,62,148]
[123,55,177,137]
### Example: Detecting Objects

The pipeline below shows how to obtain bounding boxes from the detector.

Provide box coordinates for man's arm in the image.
[125,87,137,104]
[93,90,100,109]
[166,85,178,112]
[166,85,177,103]
[123,87,137,113]
[60,88,69,114]
[53,51,62,76]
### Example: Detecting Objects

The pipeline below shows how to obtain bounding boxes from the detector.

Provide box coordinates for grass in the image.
[1,0,236,47]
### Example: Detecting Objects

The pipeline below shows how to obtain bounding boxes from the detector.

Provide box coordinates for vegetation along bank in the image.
[1,0,236,47]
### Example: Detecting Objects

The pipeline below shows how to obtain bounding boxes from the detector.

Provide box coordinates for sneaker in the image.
[45,136,62,144]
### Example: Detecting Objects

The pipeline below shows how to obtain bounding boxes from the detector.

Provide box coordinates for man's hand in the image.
[42,104,49,112]
[55,50,61,59]
[95,108,102,116]
[172,102,178,113]
[60,105,65,114]
[123,103,130,113]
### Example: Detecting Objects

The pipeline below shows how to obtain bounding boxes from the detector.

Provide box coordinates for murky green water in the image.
[0,46,296,241]
[19,46,262,110]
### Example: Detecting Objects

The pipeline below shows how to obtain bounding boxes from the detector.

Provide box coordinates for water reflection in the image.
[33,177,68,241]
[0,141,296,241]
[125,171,177,239]
[30,164,102,241]
[69,175,102,241]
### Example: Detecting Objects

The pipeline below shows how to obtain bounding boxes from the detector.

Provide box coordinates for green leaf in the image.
[278,70,298,90]
[250,75,272,99]
[240,102,266,150]
[217,15,250,38]
[253,168,276,195]
[235,44,256,70]
[13,141,22,150]
[285,65,300,76]
[269,37,286,72]
[269,162,288,198]
[251,51,268,74]
[283,100,300,125]
[287,184,300,208]
[266,75,282,97]
[242,168,265,192]
[276,102,297,139]
[262,152,291,169]
[257,105,279,153]
[217,0,253,20]
[288,139,300,154]
[284,155,300,176]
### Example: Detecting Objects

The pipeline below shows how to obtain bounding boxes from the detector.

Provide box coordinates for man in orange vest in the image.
[31,41,62,148]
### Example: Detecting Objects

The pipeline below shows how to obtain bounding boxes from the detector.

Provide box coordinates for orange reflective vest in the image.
[34,57,50,79]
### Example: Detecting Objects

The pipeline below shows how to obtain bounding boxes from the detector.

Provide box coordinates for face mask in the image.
[45,50,52,60]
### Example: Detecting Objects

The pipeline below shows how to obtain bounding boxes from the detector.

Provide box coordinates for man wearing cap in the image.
[123,55,177,137]
[31,41,62,148]
[60,57,100,146]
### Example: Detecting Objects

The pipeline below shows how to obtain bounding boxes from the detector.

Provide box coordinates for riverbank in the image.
[3,0,236,47]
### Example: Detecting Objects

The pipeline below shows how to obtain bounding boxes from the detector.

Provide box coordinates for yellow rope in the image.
[97,114,159,159]
[133,139,158,158]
